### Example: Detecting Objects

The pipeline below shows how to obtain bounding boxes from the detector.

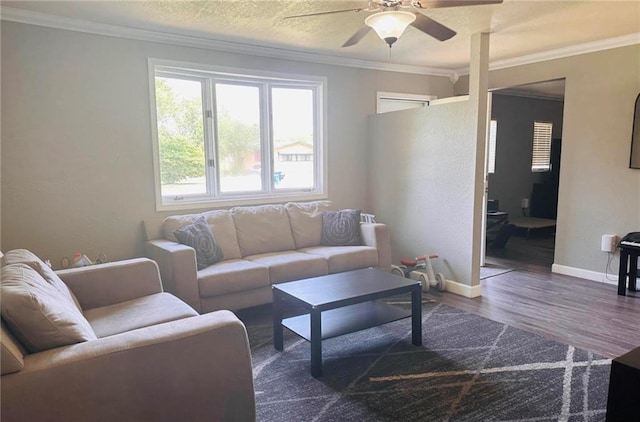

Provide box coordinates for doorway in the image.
[483,79,565,272]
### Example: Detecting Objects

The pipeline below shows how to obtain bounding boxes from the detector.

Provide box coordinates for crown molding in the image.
[0,6,454,78]
[455,32,640,76]
[4,6,638,81]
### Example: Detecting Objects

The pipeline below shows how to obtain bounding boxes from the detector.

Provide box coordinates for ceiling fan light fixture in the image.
[365,11,416,47]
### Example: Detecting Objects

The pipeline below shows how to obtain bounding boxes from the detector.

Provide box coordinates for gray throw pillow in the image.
[321,209,362,246]
[174,216,224,270]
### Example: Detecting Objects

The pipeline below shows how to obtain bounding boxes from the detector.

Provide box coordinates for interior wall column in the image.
[468,32,490,289]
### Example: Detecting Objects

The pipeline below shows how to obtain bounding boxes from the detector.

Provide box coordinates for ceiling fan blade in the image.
[342,26,372,47]
[284,8,364,19]
[411,13,456,41]
[413,0,503,9]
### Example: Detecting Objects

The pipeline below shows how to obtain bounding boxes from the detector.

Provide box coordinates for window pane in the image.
[488,120,497,174]
[216,84,262,193]
[156,77,206,197]
[378,99,426,113]
[272,87,315,190]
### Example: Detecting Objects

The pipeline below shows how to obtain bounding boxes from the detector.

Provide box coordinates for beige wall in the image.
[1,21,453,268]
[368,101,477,285]
[489,93,565,219]
[457,44,640,277]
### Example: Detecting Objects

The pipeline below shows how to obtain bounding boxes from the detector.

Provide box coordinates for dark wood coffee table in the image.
[272,268,422,377]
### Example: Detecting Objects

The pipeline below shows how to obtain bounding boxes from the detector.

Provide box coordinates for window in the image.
[376,91,436,114]
[150,60,326,210]
[488,120,497,174]
[532,121,553,172]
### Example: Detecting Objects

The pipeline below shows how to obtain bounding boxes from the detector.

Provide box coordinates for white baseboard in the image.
[444,279,483,298]
[443,265,620,298]
[551,264,618,286]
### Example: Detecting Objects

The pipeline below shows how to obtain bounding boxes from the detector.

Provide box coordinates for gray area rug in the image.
[241,301,611,422]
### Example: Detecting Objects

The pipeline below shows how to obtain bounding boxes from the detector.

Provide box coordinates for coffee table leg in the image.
[411,287,422,346]
[273,292,284,351]
[310,309,322,377]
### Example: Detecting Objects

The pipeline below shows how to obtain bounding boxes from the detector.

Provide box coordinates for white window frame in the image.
[487,120,497,174]
[148,59,328,211]
[376,91,436,114]
[531,121,553,172]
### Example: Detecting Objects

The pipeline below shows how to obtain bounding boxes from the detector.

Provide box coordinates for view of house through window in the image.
[532,121,553,172]
[152,62,324,208]
[271,87,315,190]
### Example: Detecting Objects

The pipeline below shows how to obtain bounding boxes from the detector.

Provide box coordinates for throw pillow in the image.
[3,249,83,311]
[1,264,97,353]
[321,209,362,246]
[174,216,224,270]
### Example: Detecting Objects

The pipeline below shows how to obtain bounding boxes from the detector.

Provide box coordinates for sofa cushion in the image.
[1,321,25,375]
[198,259,270,297]
[84,292,198,338]
[300,246,378,273]
[163,210,242,260]
[174,216,224,270]
[321,209,362,246]
[1,264,97,353]
[285,200,334,249]
[245,251,329,284]
[2,249,83,311]
[232,204,296,257]
[163,213,198,242]
[202,210,243,260]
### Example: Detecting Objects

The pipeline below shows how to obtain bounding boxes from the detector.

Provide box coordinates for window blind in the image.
[532,121,553,172]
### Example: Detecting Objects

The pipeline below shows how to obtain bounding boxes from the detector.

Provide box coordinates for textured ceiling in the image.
[3,0,640,71]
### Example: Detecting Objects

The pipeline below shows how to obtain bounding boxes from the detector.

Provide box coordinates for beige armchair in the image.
[1,250,256,422]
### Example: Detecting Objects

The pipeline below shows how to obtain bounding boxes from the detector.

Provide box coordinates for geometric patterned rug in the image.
[241,301,611,422]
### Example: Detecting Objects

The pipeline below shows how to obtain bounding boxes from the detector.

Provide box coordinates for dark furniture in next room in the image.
[486,200,513,249]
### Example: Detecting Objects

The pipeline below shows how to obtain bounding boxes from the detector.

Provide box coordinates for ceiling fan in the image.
[284,0,503,48]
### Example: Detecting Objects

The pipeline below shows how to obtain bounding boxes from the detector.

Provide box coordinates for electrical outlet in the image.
[601,234,617,252]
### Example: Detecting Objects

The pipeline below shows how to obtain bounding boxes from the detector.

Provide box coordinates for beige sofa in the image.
[1,249,255,422]
[144,201,391,313]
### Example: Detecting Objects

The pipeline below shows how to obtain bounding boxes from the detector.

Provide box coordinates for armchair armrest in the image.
[145,239,200,312]
[360,223,392,271]
[1,311,256,422]
[56,258,163,310]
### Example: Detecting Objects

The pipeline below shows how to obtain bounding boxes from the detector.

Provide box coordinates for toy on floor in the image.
[391,254,446,293]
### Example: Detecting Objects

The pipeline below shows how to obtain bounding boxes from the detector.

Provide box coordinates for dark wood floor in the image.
[427,232,640,359]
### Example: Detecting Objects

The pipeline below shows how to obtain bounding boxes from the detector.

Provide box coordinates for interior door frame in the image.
[480,92,493,266]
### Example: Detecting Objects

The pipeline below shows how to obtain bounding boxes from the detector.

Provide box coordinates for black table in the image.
[617,244,639,296]
[272,268,422,377]
[606,346,640,421]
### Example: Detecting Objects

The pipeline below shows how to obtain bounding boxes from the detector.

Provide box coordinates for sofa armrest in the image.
[360,223,392,271]
[1,311,256,422]
[145,239,201,313]
[56,258,163,310]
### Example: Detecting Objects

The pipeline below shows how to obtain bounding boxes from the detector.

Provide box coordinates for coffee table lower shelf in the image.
[282,300,411,341]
